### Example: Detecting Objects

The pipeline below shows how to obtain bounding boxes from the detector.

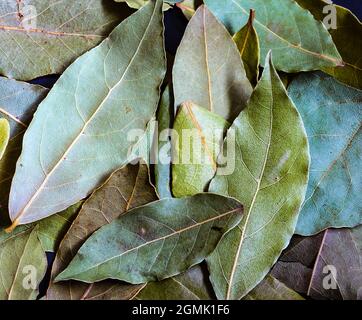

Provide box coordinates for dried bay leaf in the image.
[0,77,48,224]
[295,0,362,89]
[244,275,304,300]
[208,53,310,299]
[0,118,10,160]
[172,102,229,197]
[47,163,157,300]
[136,265,215,300]
[7,0,166,229]
[0,0,133,80]
[155,85,174,199]
[204,0,342,73]
[0,226,47,300]
[56,193,243,284]
[288,72,362,235]
[173,5,252,122]
[233,10,260,87]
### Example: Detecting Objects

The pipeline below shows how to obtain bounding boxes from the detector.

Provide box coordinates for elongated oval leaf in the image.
[0,118,10,160]
[0,78,48,224]
[208,53,310,299]
[55,193,243,284]
[173,5,252,122]
[204,0,342,73]
[289,72,362,235]
[47,163,157,300]
[0,0,133,80]
[233,10,260,87]
[172,102,229,197]
[8,0,166,229]
[296,0,362,89]
[0,226,47,300]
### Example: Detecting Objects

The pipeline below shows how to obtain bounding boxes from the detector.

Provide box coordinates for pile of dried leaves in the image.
[0,0,361,300]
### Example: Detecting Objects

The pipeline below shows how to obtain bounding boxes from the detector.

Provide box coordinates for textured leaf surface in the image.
[155,85,174,198]
[173,5,252,122]
[289,72,362,235]
[56,193,243,284]
[204,0,342,73]
[208,54,310,299]
[244,275,304,300]
[308,226,362,300]
[233,10,260,86]
[0,226,47,300]
[0,78,48,224]
[0,0,133,80]
[8,0,166,228]
[47,163,157,300]
[136,265,214,300]
[172,102,229,197]
[296,0,362,89]
[0,119,9,160]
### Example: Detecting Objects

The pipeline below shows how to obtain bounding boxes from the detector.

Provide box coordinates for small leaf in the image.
[0,119,10,160]
[136,264,215,300]
[233,10,260,86]
[155,85,174,199]
[204,0,343,72]
[0,226,47,300]
[173,5,252,122]
[0,0,133,80]
[172,102,229,197]
[288,72,362,235]
[47,163,157,300]
[208,53,310,299]
[244,275,304,300]
[7,0,166,229]
[296,0,362,89]
[55,193,243,284]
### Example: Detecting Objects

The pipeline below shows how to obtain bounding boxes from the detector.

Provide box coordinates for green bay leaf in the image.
[47,163,157,300]
[296,0,362,89]
[289,72,362,235]
[204,0,342,73]
[0,226,47,300]
[208,53,310,299]
[0,118,10,160]
[55,193,243,284]
[233,9,260,87]
[0,0,133,80]
[8,0,166,229]
[173,5,252,122]
[172,101,229,197]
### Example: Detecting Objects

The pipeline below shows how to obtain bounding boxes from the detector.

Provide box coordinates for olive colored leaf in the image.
[288,72,362,235]
[136,264,215,300]
[270,233,324,294]
[295,0,362,89]
[207,53,310,299]
[0,118,10,160]
[233,10,260,87]
[308,226,362,300]
[0,226,47,300]
[0,77,48,225]
[173,5,252,122]
[204,0,342,73]
[47,163,157,300]
[244,275,304,300]
[7,0,166,230]
[155,85,174,199]
[172,102,229,197]
[56,193,243,284]
[0,0,133,80]
[115,0,177,10]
